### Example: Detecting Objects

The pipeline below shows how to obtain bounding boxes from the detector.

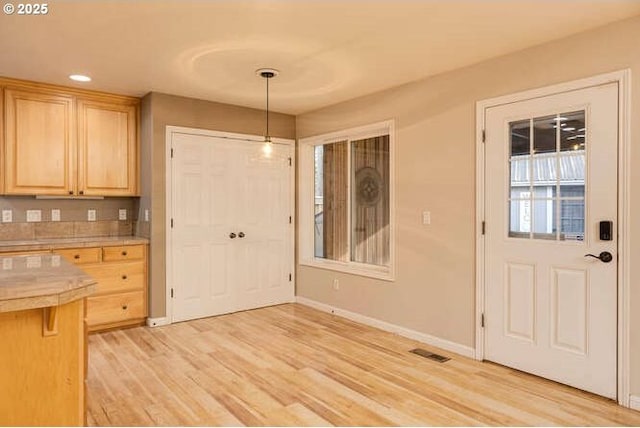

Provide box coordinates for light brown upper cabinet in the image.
[4,88,75,195]
[77,99,137,196]
[1,78,139,196]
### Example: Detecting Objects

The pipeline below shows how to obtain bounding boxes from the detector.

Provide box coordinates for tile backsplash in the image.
[0,196,139,240]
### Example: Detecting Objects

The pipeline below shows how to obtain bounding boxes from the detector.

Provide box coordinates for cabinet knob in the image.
[122,251,128,256]
[79,190,84,195]
[122,275,128,280]
[68,190,73,195]
[74,254,80,259]
[122,305,128,310]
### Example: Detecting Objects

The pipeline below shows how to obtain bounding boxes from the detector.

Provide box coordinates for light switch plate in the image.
[87,209,97,222]
[119,209,127,221]
[1,210,12,223]
[26,210,42,222]
[144,209,150,222]
[51,209,61,222]
[26,256,42,269]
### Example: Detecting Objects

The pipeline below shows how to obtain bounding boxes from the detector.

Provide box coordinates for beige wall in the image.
[141,92,296,318]
[296,15,640,396]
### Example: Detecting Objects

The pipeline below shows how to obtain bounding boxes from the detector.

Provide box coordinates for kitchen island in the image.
[0,253,96,426]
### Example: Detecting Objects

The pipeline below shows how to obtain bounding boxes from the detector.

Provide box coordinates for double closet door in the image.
[170,132,294,323]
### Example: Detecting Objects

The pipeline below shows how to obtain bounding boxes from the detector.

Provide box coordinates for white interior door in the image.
[234,143,293,311]
[484,83,618,398]
[171,132,294,323]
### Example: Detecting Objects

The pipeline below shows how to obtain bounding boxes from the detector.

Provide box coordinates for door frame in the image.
[475,70,631,406]
[165,125,296,324]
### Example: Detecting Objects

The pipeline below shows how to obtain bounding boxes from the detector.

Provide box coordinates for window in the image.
[508,111,586,241]
[300,121,394,280]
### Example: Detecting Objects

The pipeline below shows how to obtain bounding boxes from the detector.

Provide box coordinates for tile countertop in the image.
[0,253,97,313]
[0,236,149,252]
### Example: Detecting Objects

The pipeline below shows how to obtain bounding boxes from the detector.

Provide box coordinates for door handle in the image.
[238,232,245,238]
[584,251,613,263]
[229,232,237,239]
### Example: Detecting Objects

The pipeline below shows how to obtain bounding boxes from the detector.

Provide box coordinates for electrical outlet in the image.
[333,279,340,291]
[144,209,150,222]
[51,209,61,222]
[87,209,97,222]
[51,255,61,267]
[119,209,127,221]
[26,209,42,222]
[1,210,12,223]
[422,211,431,225]
[2,258,13,270]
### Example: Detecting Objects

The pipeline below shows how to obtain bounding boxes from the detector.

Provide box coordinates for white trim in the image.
[629,395,640,411]
[475,97,486,361]
[296,296,475,358]
[617,69,632,408]
[298,119,396,281]
[475,69,631,406]
[146,317,171,328]
[165,126,296,325]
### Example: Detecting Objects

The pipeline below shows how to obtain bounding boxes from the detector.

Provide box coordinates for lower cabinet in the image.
[0,299,86,426]
[58,244,148,332]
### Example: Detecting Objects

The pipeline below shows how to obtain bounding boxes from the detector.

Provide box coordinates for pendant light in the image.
[256,68,279,155]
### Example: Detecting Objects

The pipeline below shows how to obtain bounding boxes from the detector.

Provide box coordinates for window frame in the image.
[298,120,396,281]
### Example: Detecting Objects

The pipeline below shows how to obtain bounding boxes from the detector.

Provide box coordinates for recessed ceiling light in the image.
[69,74,91,82]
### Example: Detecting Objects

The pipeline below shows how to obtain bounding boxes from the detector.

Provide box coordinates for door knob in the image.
[229,232,237,239]
[238,232,245,238]
[584,251,613,263]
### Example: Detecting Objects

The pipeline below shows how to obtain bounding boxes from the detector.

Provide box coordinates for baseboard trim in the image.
[146,316,170,328]
[296,296,475,358]
[630,395,640,411]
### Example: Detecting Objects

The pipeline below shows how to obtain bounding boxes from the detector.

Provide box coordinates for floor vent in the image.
[410,348,450,363]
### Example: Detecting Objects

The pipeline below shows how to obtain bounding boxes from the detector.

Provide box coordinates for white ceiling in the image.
[1,1,639,114]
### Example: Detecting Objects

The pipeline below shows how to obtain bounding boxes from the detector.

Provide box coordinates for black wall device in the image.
[599,221,613,241]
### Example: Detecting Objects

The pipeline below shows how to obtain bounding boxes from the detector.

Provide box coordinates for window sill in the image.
[299,258,395,282]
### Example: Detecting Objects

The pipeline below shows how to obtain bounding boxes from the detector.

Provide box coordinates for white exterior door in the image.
[484,83,618,398]
[171,132,294,323]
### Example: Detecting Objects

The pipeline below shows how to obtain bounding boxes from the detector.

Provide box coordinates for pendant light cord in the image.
[266,75,270,141]
[257,68,278,143]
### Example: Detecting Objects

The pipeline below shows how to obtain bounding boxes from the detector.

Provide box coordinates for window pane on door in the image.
[314,141,349,261]
[351,135,390,266]
[509,120,531,237]
[508,111,586,242]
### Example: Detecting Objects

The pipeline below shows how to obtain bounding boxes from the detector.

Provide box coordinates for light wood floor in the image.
[87,303,640,426]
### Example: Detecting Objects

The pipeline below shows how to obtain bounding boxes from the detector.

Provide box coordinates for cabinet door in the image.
[4,88,75,195]
[77,99,138,196]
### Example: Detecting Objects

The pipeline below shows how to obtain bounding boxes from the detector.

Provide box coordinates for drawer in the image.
[86,291,145,327]
[56,247,101,264]
[102,245,144,262]
[82,261,145,295]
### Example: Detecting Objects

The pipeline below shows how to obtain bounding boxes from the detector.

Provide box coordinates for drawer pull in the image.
[122,305,128,310]
[121,251,128,256]
[122,275,128,280]
[74,255,80,260]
